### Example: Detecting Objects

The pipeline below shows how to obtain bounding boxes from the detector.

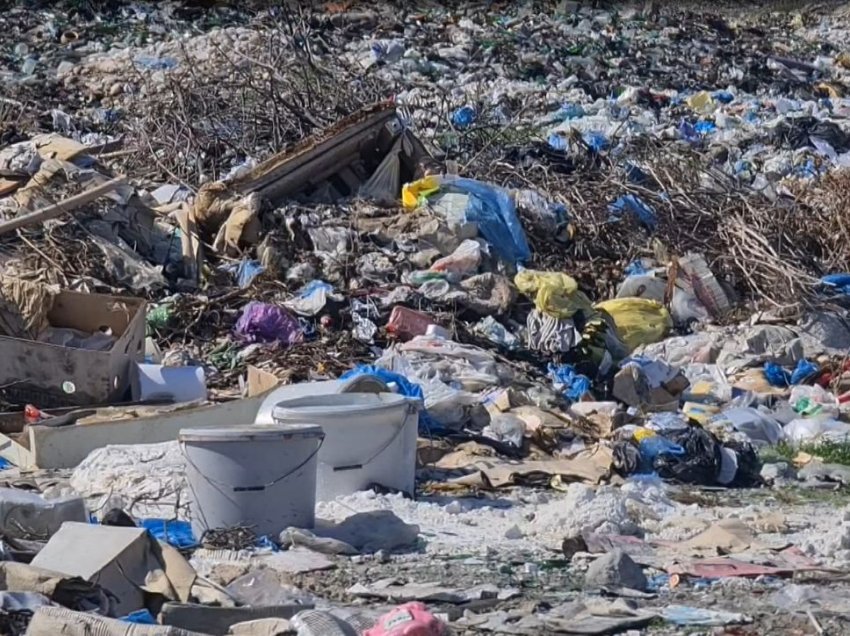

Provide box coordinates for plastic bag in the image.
[652,426,722,485]
[784,416,850,444]
[683,364,732,404]
[710,407,783,446]
[790,359,819,384]
[790,384,839,418]
[608,194,657,232]
[473,316,519,350]
[548,363,592,402]
[441,176,531,264]
[638,435,686,474]
[594,298,672,352]
[139,519,197,550]
[365,602,448,636]
[401,176,440,209]
[515,270,593,319]
[514,189,568,233]
[429,239,481,279]
[764,361,791,387]
[285,280,337,317]
[234,302,303,345]
[484,413,526,448]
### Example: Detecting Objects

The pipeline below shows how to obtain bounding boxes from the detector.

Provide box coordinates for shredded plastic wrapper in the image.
[233,301,304,345]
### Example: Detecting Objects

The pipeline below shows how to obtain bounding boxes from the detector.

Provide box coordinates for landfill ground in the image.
[8,0,850,635]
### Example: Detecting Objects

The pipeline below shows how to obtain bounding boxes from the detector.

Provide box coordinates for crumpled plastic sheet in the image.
[222,258,265,288]
[285,280,336,317]
[608,194,657,232]
[373,339,497,428]
[441,176,531,265]
[233,301,303,345]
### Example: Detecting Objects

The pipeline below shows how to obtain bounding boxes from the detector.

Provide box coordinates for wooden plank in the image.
[28,396,266,469]
[0,176,126,237]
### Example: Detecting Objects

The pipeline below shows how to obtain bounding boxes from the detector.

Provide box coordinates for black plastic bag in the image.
[653,426,722,485]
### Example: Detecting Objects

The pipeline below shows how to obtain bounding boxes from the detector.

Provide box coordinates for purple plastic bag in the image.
[234,302,303,345]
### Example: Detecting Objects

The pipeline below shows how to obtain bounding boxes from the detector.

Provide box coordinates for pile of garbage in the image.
[2,0,850,634]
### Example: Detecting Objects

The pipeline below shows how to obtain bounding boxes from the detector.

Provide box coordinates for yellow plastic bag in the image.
[401,176,441,210]
[686,91,715,114]
[633,428,656,442]
[594,297,672,352]
[515,270,593,319]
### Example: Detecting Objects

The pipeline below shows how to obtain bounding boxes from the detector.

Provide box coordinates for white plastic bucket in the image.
[179,424,324,539]
[271,393,419,501]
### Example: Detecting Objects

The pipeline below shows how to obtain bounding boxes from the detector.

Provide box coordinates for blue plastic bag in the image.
[638,436,686,474]
[790,359,819,385]
[547,132,569,151]
[121,610,157,625]
[442,177,532,265]
[339,365,443,433]
[140,519,197,550]
[222,259,265,288]
[555,103,585,120]
[694,120,716,135]
[764,362,791,388]
[548,364,592,402]
[821,273,850,294]
[583,131,608,152]
[608,194,657,232]
[452,106,476,129]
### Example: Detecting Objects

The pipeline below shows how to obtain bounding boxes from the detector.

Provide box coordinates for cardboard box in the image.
[0,290,146,407]
[31,522,195,616]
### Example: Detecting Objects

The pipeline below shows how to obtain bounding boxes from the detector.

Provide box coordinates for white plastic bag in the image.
[790,384,839,418]
[429,239,482,280]
[784,416,850,444]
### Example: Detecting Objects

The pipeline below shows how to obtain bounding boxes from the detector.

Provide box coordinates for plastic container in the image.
[179,424,324,539]
[132,363,206,402]
[272,393,419,501]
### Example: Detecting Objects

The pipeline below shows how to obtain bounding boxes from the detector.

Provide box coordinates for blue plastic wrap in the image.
[121,610,157,625]
[223,259,265,288]
[140,519,197,550]
[638,436,686,473]
[442,177,532,265]
[583,131,609,152]
[822,273,850,294]
[608,194,658,232]
[548,364,592,402]
[548,132,569,151]
[339,365,443,433]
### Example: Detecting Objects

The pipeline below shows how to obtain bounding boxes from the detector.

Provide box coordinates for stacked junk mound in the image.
[4,1,850,634]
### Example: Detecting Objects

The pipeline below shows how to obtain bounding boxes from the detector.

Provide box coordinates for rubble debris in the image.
[583,549,648,593]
